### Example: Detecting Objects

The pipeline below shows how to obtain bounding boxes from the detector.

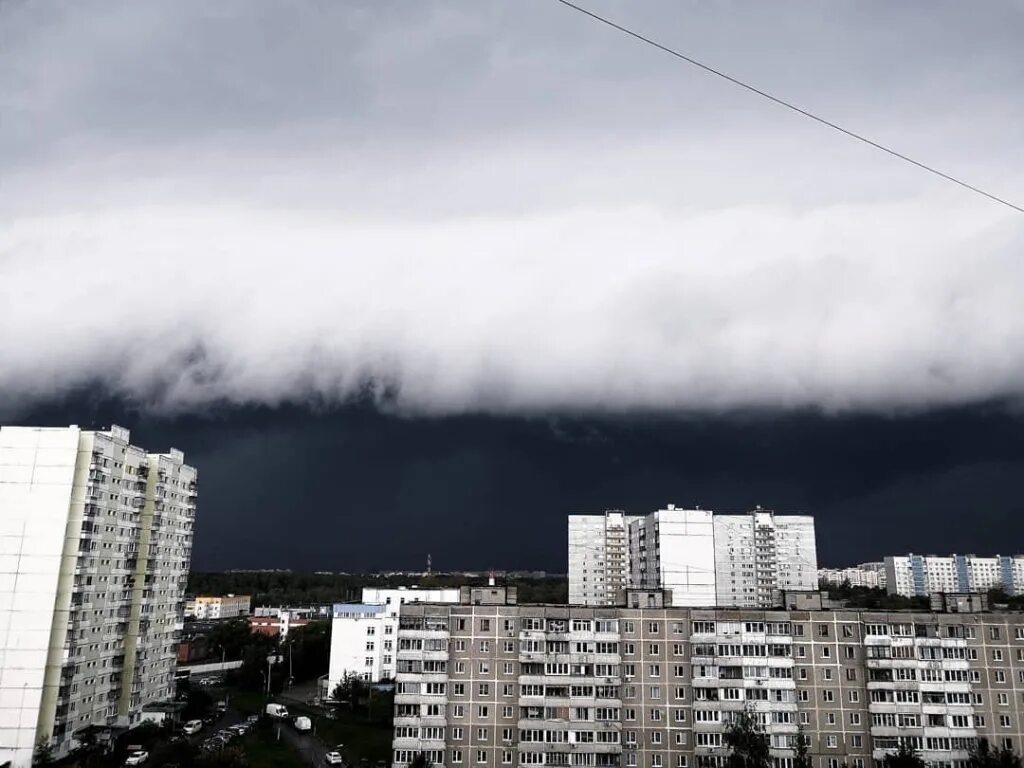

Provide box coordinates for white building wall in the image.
[0,426,80,768]
[568,512,637,606]
[817,562,886,589]
[637,507,716,607]
[327,588,461,695]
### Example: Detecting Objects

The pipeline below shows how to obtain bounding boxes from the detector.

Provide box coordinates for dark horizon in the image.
[9,395,1024,574]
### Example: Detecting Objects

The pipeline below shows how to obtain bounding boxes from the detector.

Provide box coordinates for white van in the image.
[293,716,312,732]
[265,703,290,719]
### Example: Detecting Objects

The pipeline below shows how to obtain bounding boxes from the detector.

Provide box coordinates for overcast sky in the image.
[3,0,1023,417]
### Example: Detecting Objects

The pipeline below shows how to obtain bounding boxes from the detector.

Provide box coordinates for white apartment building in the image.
[568,511,639,606]
[818,562,886,590]
[885,554,1024,598]
[570,506,818,609]
[0,425,197,768]
[631,507,717,607]
[325,587,460,698]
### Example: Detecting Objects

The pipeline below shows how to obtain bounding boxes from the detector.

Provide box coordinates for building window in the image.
[826,736,838,749]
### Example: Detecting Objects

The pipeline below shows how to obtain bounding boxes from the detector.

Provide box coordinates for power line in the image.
[553,0,1024,215]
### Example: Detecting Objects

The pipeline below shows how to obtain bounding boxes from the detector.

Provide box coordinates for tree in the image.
[409,753,432,768]
[882,742,926,768]
[332,674,367,705]
[196,745,250,767]
[723,710,770,768]
[31,738,55,767]
[793,729,812,768]
[970,738,1024,768]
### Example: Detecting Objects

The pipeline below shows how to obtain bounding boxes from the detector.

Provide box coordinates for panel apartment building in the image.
[392,587,1024,768]
[818,564,886,591]
[570,507,817,609]
[885,555,1024,598]
[0,425,197,768]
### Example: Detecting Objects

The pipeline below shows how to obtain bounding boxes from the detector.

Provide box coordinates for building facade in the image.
[570,508,818,609]
[392,588,1024,768]
[885,556,1024,598]
[0,425,197,768]
[249,606,327,638]
[632,509,717,608]
[185,594,251,620]
[325,587,462,697]
[818,564,887,591]
[569,512,639,607]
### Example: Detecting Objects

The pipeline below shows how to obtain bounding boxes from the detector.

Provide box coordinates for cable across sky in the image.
[553,0,1024,215]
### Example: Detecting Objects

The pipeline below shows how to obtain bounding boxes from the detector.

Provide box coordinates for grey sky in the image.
[2,1,1023,414]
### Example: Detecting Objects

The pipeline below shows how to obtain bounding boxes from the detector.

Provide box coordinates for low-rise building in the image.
[391,586,1024,768]
[249,608,319,638]
[185,594,251,619]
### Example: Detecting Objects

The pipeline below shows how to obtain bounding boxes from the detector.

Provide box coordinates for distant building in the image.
[885,554,1024,597]
[325,587,461,698]
[186,594,251,619]
[569,505,818,608]
[177,635,209,664]
[0,425,197,768]
[249,607,324,638]
[818,561,887,589]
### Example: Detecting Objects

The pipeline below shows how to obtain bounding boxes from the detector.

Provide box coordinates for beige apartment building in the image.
[392,587,1024,768]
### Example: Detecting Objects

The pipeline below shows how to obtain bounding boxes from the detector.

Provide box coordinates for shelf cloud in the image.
[2,1,1023,416]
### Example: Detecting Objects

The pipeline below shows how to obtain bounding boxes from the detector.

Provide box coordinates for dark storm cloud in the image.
[12,400,1023,570]
[2,1,1023,415]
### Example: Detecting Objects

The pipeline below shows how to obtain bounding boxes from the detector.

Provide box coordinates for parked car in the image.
[124,751,149,766]
[202,713,219,725]
[216,700,227,713]
[183,719,203,735]
[325,752,344,766]
[294,715,312,732]
[230,724,249,736]
[265,702,289,719]
[246,714,259,724]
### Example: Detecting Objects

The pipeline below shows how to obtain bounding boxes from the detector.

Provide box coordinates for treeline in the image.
[187,571,568,606]
[820,581,930,610]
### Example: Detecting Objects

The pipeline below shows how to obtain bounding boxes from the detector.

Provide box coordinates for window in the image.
[818,624,830,637]
[852,736,862,748]
[850,713,861,725]
[476,750,486,764]
[452,750,463,764]
[480,619,491,632]
[826,736,838,749]
[453,728,464,740]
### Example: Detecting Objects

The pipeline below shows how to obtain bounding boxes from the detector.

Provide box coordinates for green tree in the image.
[208,619,260,661]
[332,673,367,705]
[31,738,55,767]
[793,729,812,768]
[882,742,926,768]
[196,745,250,767]
[723,710,770,768]
[970,738,1024,768]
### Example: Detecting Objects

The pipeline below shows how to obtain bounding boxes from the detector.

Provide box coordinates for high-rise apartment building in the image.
[817,563,886,590]
[569,512,639,607]
[325,587,461,699]
[0,425,197,768]
[713,511,817,608]
[885,554,1024,598]
[392,587,1024,768]
[569,507,817,609]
